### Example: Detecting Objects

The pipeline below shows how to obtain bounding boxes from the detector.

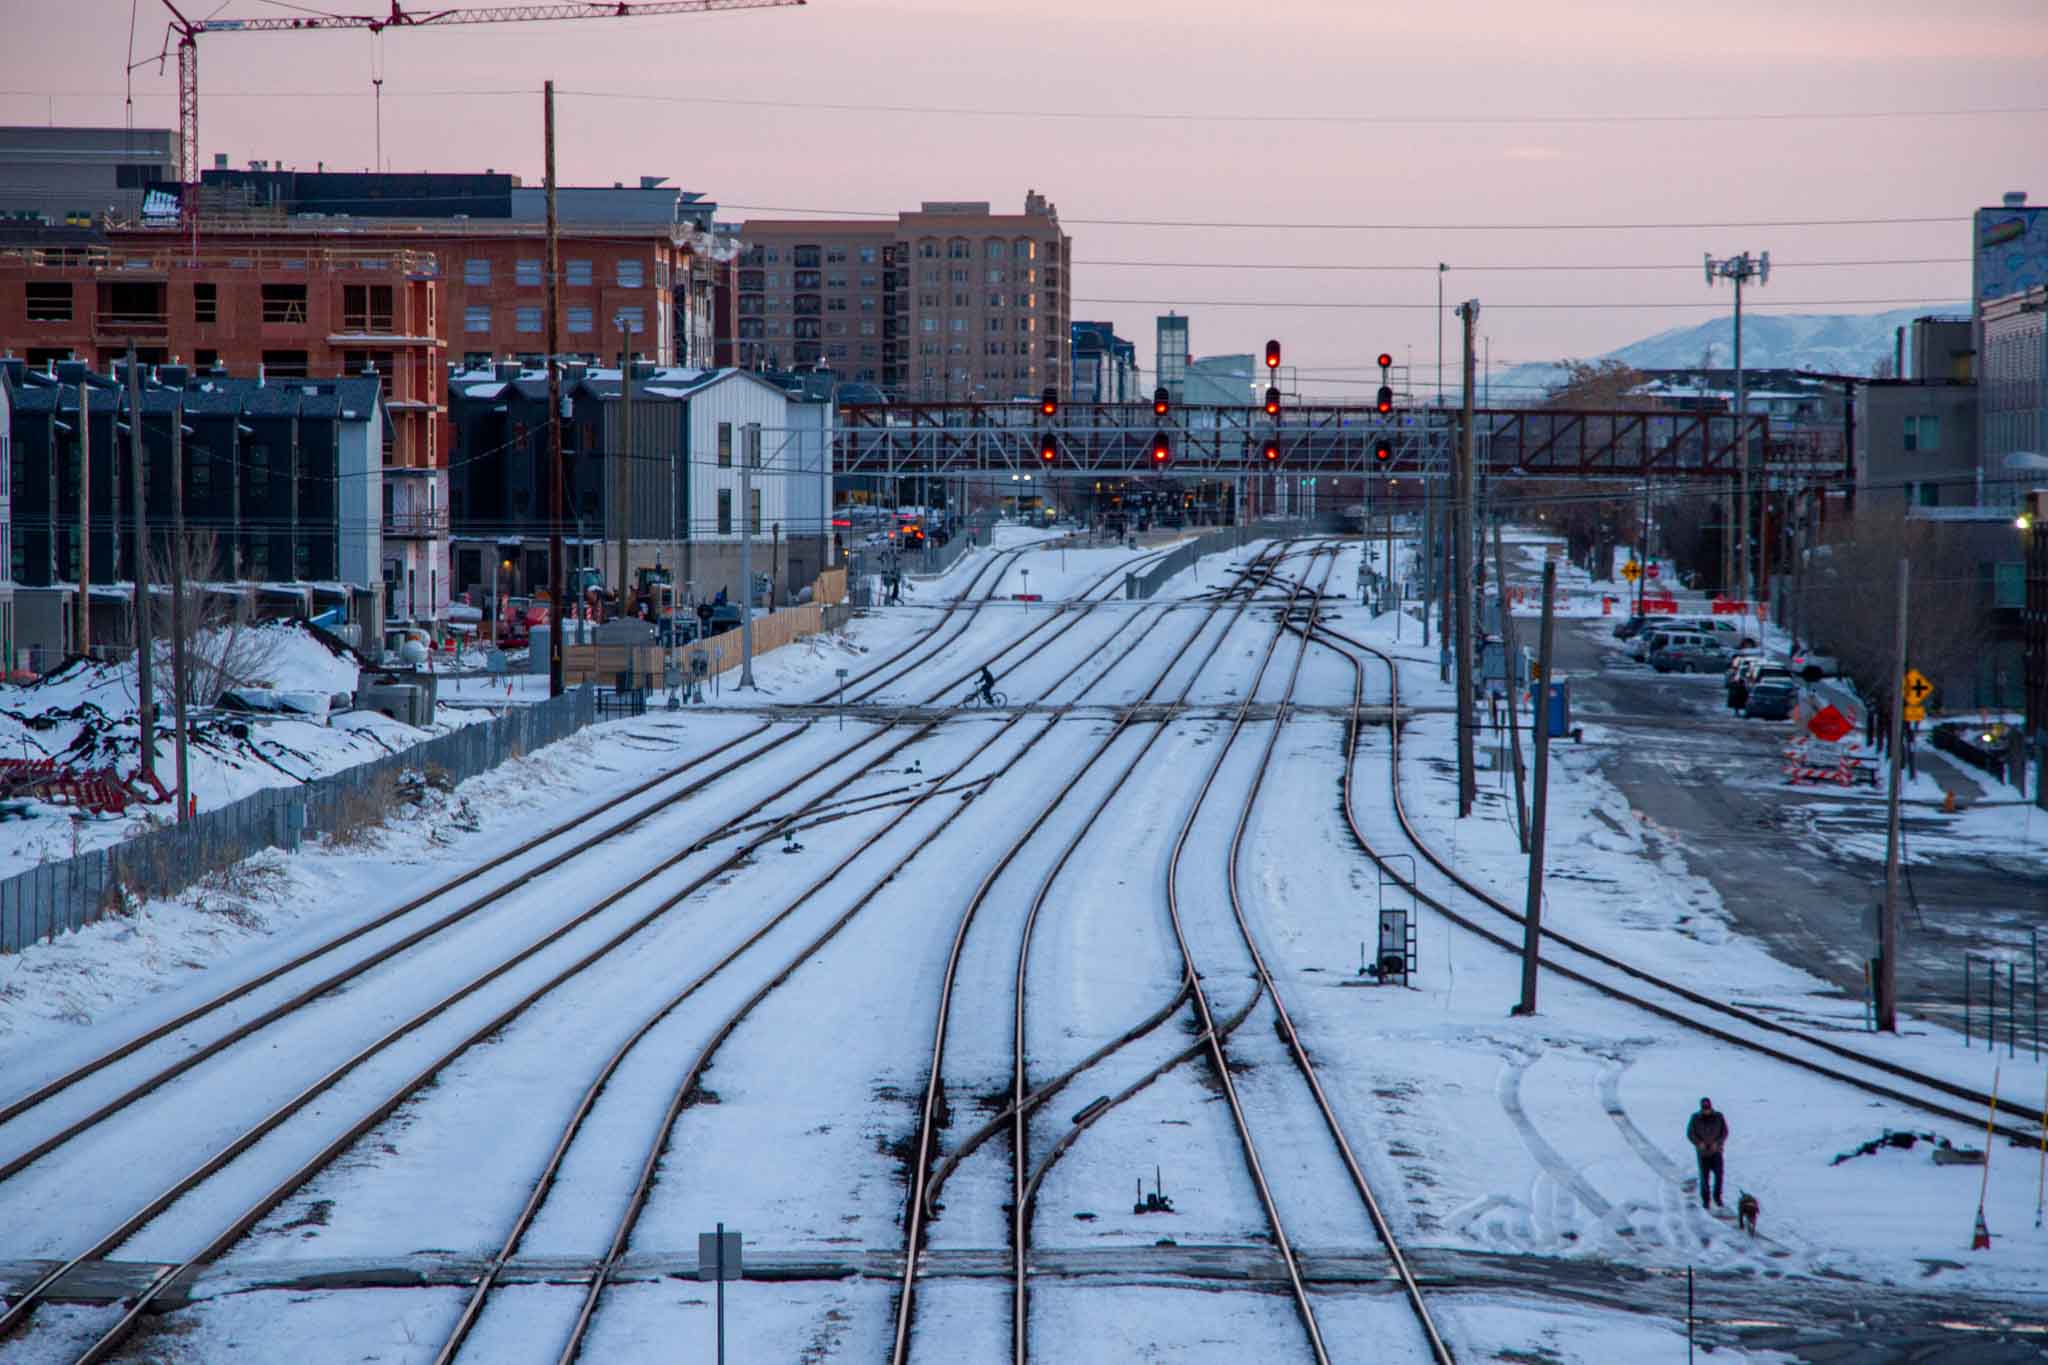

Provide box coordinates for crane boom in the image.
[160,0,805,189]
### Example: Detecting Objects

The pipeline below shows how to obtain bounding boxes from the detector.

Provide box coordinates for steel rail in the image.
[1,549,1126,1357]
[1302,618,2046,1147]
[1001,545,1331,1361]
[1152,548,1337,1365]
[441,552,1189,1364]
[0,549,1040,1190]
[0,548,1021,1136]
[889,545,1296,1365]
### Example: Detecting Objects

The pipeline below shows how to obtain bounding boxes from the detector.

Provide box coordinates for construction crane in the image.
[152,0,806,190]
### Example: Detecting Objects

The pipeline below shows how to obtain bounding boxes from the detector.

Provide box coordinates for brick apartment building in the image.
[736,194,1071,400]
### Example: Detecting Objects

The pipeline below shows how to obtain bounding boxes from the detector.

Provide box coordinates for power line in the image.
[14,86,2046,127]
[724,203,1972,232]
[1074,295,1962,311]
[1077,257,1971,274]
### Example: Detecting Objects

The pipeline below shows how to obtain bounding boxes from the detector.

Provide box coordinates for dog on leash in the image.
[1736,1190,1760,1236]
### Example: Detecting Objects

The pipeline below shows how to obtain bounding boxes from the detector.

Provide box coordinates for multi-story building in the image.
[0,126,180,228]
[1155,314,1189,402]
[0,359,386,666]
[446,362,818,611]
[1851,317,1980,510]
[736,194,1070,400]
[1981,285,2047,509]
[1070,321,1138,403]
[0,367,12,668]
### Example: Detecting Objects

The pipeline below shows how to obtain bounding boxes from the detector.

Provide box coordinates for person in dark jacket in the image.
[1687,1097,1729,1209]
[1727,675,1749,713]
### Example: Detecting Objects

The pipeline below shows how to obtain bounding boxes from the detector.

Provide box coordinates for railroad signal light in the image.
[1150,430,1171,464]
[1374,439,1393,466]
[1261,438,1281,462]
[1263,385,1281,417]
[1040,386,1058,418]
[1376,384,1394,415]
[1039,432,1057,463]
[1152,385,1170,417]
[1264,339,1281,370]
[1377,352,1393,371]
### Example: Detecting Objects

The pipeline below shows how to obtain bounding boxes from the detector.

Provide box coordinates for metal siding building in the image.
[0,126,180,227]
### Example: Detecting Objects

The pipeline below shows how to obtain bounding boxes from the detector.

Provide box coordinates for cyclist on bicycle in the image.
[976,666,997,706]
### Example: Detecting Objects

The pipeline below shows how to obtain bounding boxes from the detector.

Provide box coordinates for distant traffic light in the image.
[1263,385,1281,417]
[1264,339,1281,370]
[1261,438,1281,462]
[1150,430,1170,464]
[1374,439,1393,466]
[1377,352,1393,370]
[1040,387,1058,418]
[1040,432,1057,463]
[1376,384,1393,415]
[1152,385,1170,417]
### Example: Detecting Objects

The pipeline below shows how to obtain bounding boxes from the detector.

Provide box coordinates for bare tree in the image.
[143,530,287,708]
[1802,509,1988,703]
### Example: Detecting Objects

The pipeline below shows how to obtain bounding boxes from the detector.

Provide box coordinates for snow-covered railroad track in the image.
[0,550,1164,1364]
[1306,620,2048,1149]
[0,545,1024,1157]
[890,544,1302,1365]
[438,548,1197,1365]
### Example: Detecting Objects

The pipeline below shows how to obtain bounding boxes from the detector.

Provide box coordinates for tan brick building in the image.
[737,193,1070,400]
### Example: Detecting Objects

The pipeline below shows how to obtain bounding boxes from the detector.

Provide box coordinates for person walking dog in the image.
[1687,1097,1729,1210]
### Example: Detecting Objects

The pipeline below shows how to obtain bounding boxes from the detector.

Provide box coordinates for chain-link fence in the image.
[1123,520,1303,599]
[0,686,595,955]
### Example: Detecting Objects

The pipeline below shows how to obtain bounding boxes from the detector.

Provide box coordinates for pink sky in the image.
[7,0,2045,395]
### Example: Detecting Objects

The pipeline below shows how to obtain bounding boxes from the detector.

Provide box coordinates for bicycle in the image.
[964,687,1009,708]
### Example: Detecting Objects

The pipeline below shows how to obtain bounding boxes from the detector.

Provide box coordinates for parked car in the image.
[1633,628,1697,662]
[1789,650,1841,681]
[1742,678,1800,719]
[1651,635,1733,673]
[1613,614,1649,640]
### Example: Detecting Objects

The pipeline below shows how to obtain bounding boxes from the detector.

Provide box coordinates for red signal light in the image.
[1374,440,1393,465]
[1040,386,1058,418]
[1263,385,1281,418]
[1376,384,1394,415]
[1264,339,1281,370]
[1262,439,1281,462]
[1039,432,1057,463]
[1152,385,1170,418]
[1150,431,1170,464]
[1377,352,1393,370]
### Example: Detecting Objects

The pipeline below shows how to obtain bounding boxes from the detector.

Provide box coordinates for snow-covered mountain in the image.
[1484,304,1965,404]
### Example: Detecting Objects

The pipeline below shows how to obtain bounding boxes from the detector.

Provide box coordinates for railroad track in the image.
[0,545,1168,1361]
[472,541,1235,1364]
[890,542,1309,1364]
[1299,615,2047,1148]
[0,544,1023,1148]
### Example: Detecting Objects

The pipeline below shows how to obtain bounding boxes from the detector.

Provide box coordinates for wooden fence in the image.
[563,602,828,686]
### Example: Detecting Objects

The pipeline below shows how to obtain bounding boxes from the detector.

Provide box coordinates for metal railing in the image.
[0,685,593,955]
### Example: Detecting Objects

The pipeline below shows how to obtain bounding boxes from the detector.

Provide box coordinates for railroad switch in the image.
[1133,1167,1176,1215]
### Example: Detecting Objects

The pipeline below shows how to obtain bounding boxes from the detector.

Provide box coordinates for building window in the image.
[192,282,217,324]
[859,272,879,288]
[567,259,593,287]
[263,349,309,378]
[948,238,970,259]
[24,281,73,322]
[568,307,593,333]
[920,318,938,334]
[826,297,848,313]
[616,305,644,333]
[617,259,645,288]
[1992,561,2024,608]
[986,239,1008,259]
[749,487,762,534]
[514,258,542,287]
[343,283,394,332]
[464,258,492,286]
[950,319,966,334]
[717,421,733,467]
[1903,414,1941,452]
[462,350,491,368]
[260,283,308,323]
[859,246,878,264]
[514,306,542,333]
[860,320,877,336]
[464,306,491,333]
[717,488,733,535]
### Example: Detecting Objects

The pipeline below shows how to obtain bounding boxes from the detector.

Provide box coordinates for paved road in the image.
[1542,611,2046,1044]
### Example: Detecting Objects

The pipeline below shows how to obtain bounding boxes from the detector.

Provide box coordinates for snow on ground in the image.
[0,620,498,880]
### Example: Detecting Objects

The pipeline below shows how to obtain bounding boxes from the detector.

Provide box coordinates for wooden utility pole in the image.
[1879,557,1908,1032]
[74,379,90,656]
[1514,558,1559,1016]
[544,80,565,697]
[1494,523,1529,852]
[1454,300,1479,817]
[126,347,156,779]
[168,405,192,820]
[616,333,634,614]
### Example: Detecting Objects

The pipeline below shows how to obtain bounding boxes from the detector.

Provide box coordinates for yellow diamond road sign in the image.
[1904,703,1926,724]
[1904,669,1933,706]
[1621,560,1642,582]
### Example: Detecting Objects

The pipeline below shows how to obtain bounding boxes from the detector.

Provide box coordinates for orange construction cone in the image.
[1972,1207,1992,1250]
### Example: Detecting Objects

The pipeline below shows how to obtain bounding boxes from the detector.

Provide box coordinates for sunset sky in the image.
[6,0,2044,396]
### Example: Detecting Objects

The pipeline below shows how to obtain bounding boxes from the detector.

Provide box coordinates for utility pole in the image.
[168,404,191,821]
[1514,558,1559,1015]
[739,422,758,689]
[615,323,635,616]
[544,80,565,697]
[127,346,156,780]
[1878,557,1908,1033]
[75,378,90,656]
[1455,300,1480,817]
[1494,523,1529,852]
[1707,250,1769,615]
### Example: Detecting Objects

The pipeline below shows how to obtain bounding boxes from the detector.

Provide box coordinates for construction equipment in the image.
[147,0,807,196]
